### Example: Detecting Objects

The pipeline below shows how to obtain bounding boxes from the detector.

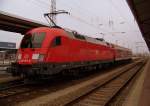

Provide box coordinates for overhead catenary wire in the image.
[29,0,49,10]
[32,1,96,23]
[34,0,110,33]
[30,0,98,34]
[30,0,128,36]
[107,0,135,29]
[59,0,101,23]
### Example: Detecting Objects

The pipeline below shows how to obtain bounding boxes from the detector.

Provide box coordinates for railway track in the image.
[0,79,29,99]
[67,60,146,106]
[15,59,146,106]
[0,85,32,99]
[0,58,145,106]
[0,77,23,90]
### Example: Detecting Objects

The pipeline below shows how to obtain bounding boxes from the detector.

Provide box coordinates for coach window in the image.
[51,36,61,47]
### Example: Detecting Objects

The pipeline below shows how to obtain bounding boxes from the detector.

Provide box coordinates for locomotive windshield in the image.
[21,32,46,48]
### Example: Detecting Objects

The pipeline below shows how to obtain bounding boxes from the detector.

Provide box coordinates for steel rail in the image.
[66,60,146,106]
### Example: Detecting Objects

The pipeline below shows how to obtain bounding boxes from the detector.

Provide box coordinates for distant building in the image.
[0,42,16,50]
[0,42,17,60]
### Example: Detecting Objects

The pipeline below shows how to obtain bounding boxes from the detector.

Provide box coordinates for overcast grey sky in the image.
[0,0,149,53]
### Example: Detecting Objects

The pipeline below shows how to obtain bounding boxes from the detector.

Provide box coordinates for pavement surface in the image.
[122,59,148,106]
[138,58,150,106]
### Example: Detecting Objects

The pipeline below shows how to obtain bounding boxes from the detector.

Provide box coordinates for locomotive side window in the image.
[51,36,61,47]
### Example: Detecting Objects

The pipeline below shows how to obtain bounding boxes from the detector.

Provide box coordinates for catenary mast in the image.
[50,0,56,24]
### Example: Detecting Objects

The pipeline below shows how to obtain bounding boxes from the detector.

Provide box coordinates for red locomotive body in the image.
[9,27,132,77]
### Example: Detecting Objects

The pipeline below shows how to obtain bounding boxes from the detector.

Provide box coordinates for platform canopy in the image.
[0,10,49,34]
[127,0,150,51]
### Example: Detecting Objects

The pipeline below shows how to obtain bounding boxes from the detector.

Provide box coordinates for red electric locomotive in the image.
[9,26,132,77]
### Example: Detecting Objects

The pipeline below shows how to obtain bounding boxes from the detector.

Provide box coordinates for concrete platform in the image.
[122,57,150,106]
[138,58,150,106]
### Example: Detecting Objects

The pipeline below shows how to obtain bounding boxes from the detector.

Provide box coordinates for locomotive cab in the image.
[18,32,47,64]
[9,27,65,77]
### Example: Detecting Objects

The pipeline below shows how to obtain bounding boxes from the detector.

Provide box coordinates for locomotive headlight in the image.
[32,54,39,60]
[17,54,22,60]
[32,54,45,61]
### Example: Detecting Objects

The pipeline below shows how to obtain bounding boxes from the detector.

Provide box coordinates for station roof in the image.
[127,0,150,51]
[0,10,49,34]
